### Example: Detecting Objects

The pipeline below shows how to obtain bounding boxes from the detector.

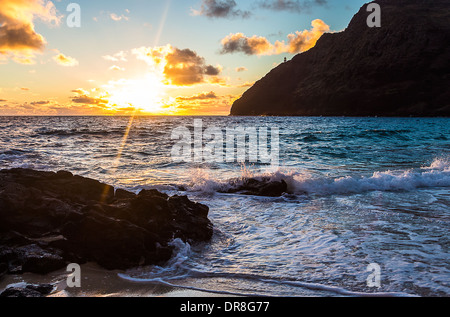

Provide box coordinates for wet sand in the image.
[0,263,226,297]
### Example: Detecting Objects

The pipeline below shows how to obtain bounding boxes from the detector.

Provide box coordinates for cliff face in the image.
[230,0,450,116]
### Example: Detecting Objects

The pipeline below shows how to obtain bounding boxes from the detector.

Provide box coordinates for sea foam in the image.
[185,158,450,196]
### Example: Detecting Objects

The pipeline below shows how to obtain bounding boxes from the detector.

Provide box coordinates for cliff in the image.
[230,0,450,117]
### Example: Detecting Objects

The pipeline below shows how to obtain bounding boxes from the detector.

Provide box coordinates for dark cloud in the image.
[0,0,60,64]
[220,33,274,55]
[204,65,221,76]
[72,95,108,105]
[0,23,45,51]
[30,100,50,105]
[258,0,327,12]
[193,0,251,19]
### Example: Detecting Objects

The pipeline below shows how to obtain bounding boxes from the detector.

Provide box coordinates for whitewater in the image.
[0,116,448,296]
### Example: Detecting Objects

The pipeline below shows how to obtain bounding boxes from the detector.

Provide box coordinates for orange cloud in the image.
[71,95,108,106]
[53,53,79,67]
[220,19,330,56]
[285,19,330,53]
[0,0,60,64]
[171,92,238,115]
[71,88,89,95]
[132,45,223,86]
[109,65,125,71]
[177,91,218,101]
[220,33,274,55]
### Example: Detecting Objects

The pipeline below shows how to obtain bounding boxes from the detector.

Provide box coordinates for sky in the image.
[0,0,368,116]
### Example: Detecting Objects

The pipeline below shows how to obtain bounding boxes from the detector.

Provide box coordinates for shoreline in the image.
[0,263,230,298]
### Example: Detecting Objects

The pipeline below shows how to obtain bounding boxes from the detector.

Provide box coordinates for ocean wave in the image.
[183,158,450,196]
[356,129,412,138]
[33,128,127,138]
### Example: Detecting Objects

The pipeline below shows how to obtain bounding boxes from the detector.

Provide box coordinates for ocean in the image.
[0,116,449,297]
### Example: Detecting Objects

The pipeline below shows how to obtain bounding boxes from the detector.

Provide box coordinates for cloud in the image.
[258,0,327,12]
[285,19,330,53]
[94,9,130,23]
[53,53,79,67]
[165,48,222,85]
[236,66,248,72]
[109,65,125,71]
[207,75,229,86]
[191,0,250,19]
[0,0,61,64]
[237,81,255,88]
[103,51,128,62]
[171,93,238,115]
[204,64,222,76]
[71,95,108,105]
[46,104,115,116]
[220,33,275,55]
[30,100,50,105]
[177,91,218,101]
[110,11,130,22]
[71,88,89,95]
[133,45,223,86]
[220,19,330,55]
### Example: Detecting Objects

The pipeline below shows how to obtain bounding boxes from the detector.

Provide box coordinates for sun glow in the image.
[106,73,167,113]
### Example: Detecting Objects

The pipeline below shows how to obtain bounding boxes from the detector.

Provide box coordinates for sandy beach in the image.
[0,263,229,297]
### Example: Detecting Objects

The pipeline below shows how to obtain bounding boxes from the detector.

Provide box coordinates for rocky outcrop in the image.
[0,284,54,298]
[221,178,288,197]
[0,169,213,274]
[231,0,450,117]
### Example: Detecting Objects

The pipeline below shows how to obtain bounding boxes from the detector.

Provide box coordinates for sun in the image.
[107,73,166,113]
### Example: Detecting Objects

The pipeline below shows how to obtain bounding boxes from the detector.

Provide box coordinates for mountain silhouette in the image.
[230,0,450,117]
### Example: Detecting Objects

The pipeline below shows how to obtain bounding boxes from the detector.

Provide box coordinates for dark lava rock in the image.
[0,263,7,279]
[0,284,54,298]
[231,0,450,117]
[0,168,213,273]
[222,178,288,197]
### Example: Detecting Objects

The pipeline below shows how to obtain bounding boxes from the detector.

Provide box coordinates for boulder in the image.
[0,168,213,273]
[0,284,54,298]
[223,178,288,197]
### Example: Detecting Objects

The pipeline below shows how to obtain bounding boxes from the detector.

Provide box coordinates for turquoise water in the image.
[1,116,449,296]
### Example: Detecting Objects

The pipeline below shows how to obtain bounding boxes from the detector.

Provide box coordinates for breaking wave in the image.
[184,158,450,196]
